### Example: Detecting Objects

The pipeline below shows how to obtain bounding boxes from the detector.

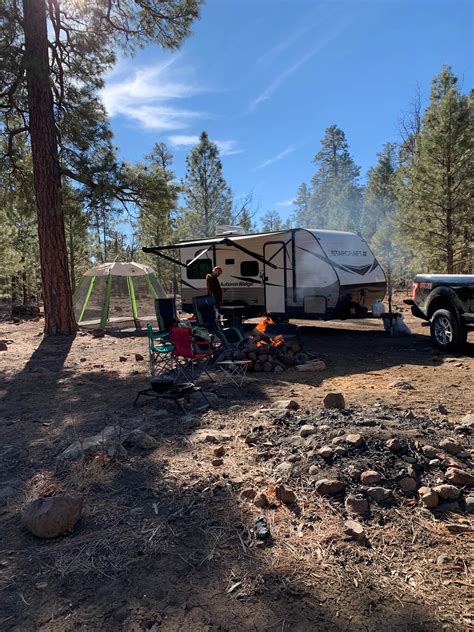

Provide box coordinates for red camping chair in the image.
[170,326,214,383]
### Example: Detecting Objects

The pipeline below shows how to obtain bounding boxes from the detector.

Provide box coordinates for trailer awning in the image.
[143,233,287,269]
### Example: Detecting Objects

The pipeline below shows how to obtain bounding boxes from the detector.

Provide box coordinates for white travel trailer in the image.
[143,227,386,320]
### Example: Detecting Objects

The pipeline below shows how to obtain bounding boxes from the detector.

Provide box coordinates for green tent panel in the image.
[73,262,166,329]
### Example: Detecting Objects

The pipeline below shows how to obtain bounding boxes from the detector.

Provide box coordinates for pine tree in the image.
[398,67,473,273]
[294,183,310,226]
[0,0,202,333]
[182,132,233,237]
[261,210,283,232]
[308,125,362,231]
[362,143,398,241]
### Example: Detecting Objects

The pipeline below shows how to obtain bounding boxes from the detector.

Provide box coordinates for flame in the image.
[269,335,284,348]
[256,315,275,334]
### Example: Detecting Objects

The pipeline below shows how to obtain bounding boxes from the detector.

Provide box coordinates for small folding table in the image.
[216,360,252,388]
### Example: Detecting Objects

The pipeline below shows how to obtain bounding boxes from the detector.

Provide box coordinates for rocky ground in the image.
[0,293,473,631]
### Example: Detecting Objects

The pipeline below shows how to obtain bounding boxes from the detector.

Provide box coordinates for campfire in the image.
[217,315,310,373]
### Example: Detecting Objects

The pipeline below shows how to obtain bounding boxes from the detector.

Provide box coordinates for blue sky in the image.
[101,0,473,227]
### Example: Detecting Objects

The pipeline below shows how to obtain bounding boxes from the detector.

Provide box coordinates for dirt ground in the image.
[0,293,473,631]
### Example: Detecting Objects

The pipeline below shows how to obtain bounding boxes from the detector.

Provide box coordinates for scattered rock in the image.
[119,356,127,362]
[421,445,439,459]
[323,392,345,410]
[35,581,48,590]
[273,399,300,411]
[439,438,463,455]
[287,454,301,463]
[437,554,450,565]
[434,404,449,415]
[333,446,347,456]
[79,357,87,362]
[318,446,333,459]
[366,487,391,502]
[460,413,474,428]
[240,488,256,500]
[275,484,297,504]
[228,405,242,412]
[433,484,460,500]
[344,519,366,541]
[418,486,439,509]
[274,462,294,478]
[445,467,474,486]
[390,379,414,390]
[345,433,364,448]
[315,479,345,496]
[399,476,418,492]
[308,465,319,476]
[134,353,144,362]
[429,459,441,467]
[465,495,474,513]
[295,360,326,372]
[435,501,459,513]
[58,426,124,462]
[254,516,270,540]
[345,494,369,516]
[0,341,8,351]
[189,429,233,443]
[91,328,105,338]
[386,438,401,452]
[122,430,158,450]
[22,495,83,539]
[212,458,223,467]
[213,445,225,458]
[254,492,269,508]
[348,467,363,480]
[360,470,381,485]
[300,424,317,438]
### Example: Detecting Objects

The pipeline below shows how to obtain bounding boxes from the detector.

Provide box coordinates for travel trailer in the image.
[143,227,386,320]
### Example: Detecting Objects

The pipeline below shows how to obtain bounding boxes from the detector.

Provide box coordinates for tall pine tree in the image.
[182,132,233,237]
[398,67,473,273]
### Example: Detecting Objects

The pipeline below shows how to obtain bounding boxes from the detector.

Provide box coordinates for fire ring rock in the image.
[323,392,345,410]
[22,495,83,539]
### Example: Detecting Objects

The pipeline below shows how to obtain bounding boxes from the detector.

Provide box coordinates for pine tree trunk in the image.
[22,0,76,334]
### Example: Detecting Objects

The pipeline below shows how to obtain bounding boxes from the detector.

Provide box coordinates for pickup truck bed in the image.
[404,274,474,351]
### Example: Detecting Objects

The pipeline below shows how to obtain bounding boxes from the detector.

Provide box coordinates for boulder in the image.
[344,519,366,542]
[399,477,418,492]
[22,495,83,539]
[315,479,345,496]
[439,438,463,455]
[254,492,269,508]
[275,484,297,504]
[433,484,460,500]
[421,445,440,459]
[345,433,364,448]
[418,487,438,509]
[360,470,381,485]
[445,467,474,486]
[300,424,317,438]
[366,487,391,502]
[123,430,158,450]
[386,438,401,452]
[323,392,345,410]
[345,494,369,516]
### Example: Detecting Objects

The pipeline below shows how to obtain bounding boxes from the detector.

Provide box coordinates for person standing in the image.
[206,266,223,307]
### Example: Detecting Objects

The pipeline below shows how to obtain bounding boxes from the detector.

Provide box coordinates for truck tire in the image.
[430,308,467,351]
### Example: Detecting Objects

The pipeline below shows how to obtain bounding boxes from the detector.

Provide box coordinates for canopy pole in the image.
[127,276,139,320]
[78,276,95,322]
[99,274,113,329]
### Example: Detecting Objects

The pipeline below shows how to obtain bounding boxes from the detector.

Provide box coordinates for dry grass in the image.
[68,454,116,491]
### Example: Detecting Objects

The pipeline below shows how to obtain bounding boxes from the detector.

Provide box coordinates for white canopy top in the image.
[84,262,155,277]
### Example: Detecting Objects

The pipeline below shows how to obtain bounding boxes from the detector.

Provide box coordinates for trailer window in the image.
[241,261,259,277]
[225,258,235,265]
[187,259,212,279]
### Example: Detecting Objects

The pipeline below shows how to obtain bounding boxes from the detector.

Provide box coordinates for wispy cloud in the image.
[101,58,204,131]
[256,145,295,170]
[168,135,244,156]
[249,20,350,111]
[275,199,295,207]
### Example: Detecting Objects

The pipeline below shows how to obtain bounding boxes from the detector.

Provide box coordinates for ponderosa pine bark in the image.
[22,0,76,334]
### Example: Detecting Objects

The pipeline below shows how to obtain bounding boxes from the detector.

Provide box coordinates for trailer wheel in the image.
[430,308,467,351]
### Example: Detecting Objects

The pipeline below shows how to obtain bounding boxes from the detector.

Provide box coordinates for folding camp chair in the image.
[147,323,175,376]
[169,326,214,383]
[192,295,246,350]
[155,298,178,331]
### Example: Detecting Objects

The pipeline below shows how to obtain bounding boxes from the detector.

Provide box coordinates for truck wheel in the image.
[430,309,467,351]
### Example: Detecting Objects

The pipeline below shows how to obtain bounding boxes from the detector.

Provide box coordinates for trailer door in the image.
[264,241,286,313]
